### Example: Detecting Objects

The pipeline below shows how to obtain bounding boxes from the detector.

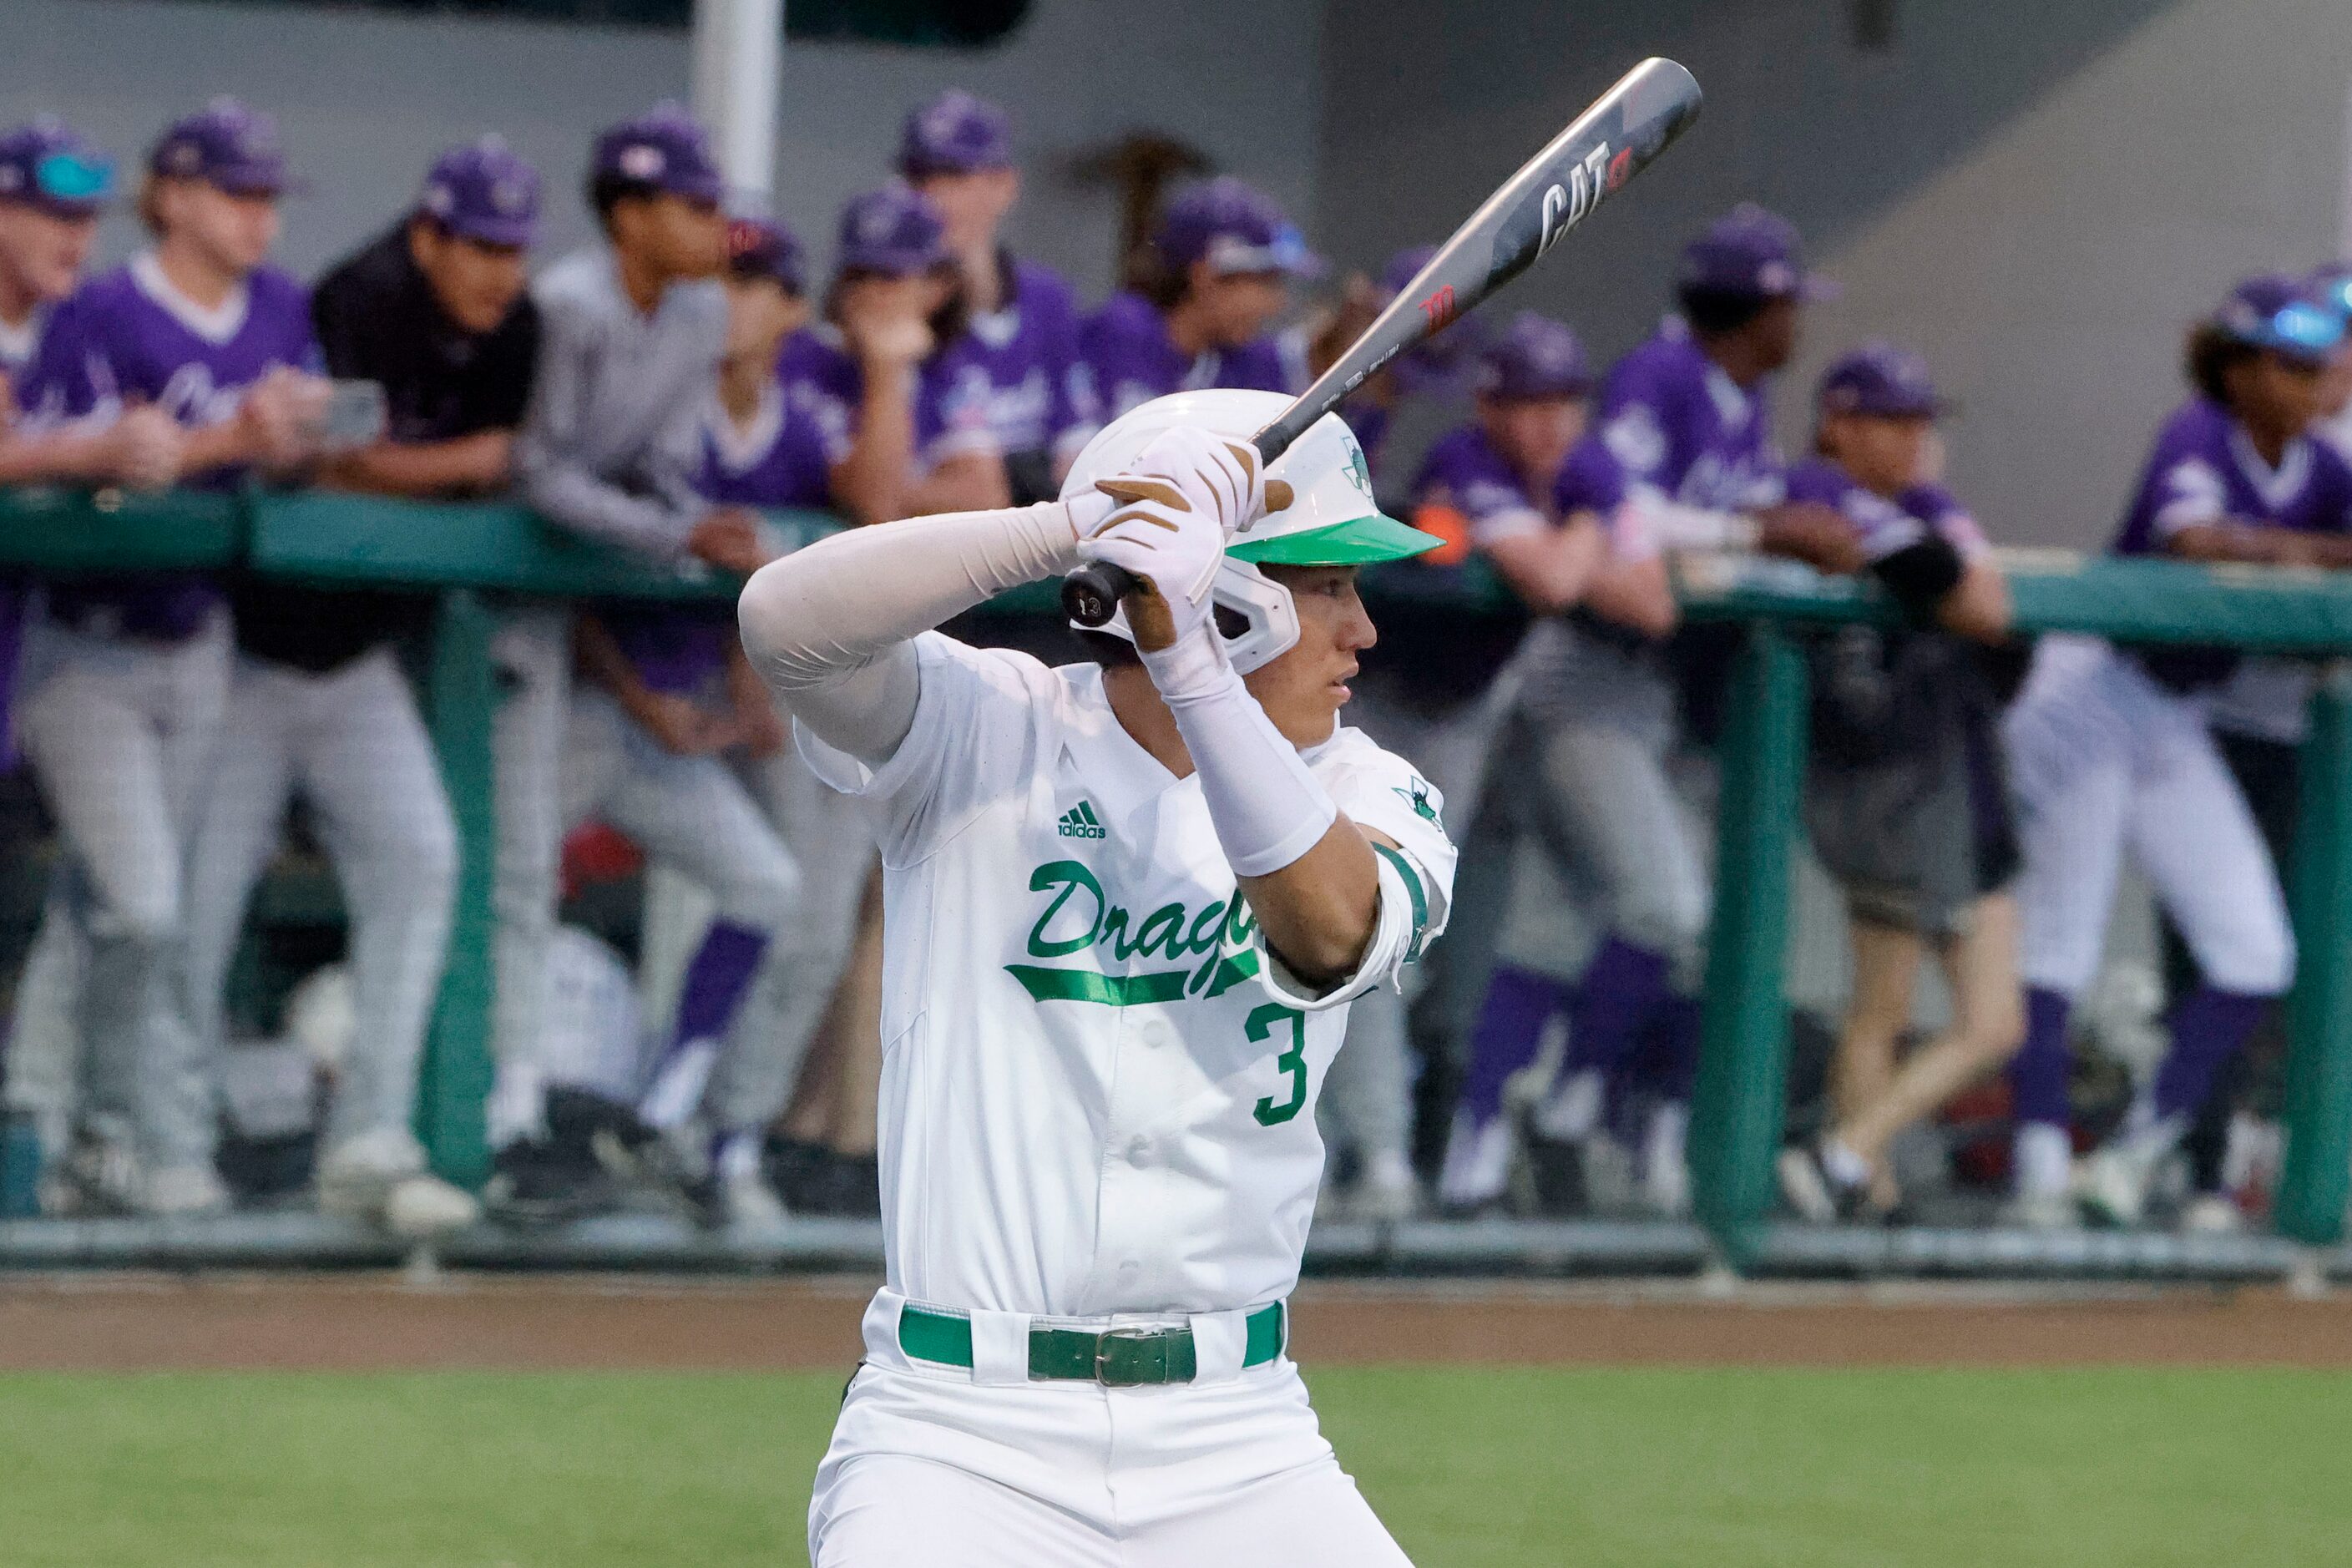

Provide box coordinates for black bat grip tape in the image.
[1061,563,1141,627]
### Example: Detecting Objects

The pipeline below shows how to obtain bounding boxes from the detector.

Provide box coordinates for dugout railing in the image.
[5,488,2352,1280]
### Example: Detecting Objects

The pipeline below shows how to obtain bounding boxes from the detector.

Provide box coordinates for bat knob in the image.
[1061,564,1140,628]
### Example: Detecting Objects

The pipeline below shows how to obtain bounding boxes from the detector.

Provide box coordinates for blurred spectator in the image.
[1080,175,1319,422]
[2007,276,2349,1230]
[807,183,1008,524]
[1444,205,1850,1218]
[670,215,881,1222]
[490,102,750,1221]
[0,119,181,489]
[311,134,539,497]
[1333,312,1609,1222]
[1773,343,2023,1226]
[151,137,551,1239]
[13,97,329,1215]
[898,89,1092,503]
[564,215,821,1228]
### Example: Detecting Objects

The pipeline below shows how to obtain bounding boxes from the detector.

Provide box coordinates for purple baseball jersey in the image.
[1077,291,1306,424]
[1594,317,1784,513]
[1783,458,1990,564]
[19,253,320,640]
[2112,397,2352,556]
[957,256,1094,464]
[795,324,994,475]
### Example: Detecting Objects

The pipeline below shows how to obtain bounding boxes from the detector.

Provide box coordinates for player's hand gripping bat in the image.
[1062,55,1702,627]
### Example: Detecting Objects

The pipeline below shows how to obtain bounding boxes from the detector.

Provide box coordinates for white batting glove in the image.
[1075,426,1269,649]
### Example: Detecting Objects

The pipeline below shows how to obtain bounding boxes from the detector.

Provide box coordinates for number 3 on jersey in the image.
[1248,1002,1308,1126]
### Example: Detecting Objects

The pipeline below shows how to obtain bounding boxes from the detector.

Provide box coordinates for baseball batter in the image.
[2006,275,2352,1227]
[741,388,1451,1565]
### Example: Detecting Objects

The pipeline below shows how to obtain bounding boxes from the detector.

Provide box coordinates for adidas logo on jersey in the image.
[1057,801,1107,839]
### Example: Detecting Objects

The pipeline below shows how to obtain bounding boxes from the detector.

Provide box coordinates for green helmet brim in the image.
[1227,512,1444,567]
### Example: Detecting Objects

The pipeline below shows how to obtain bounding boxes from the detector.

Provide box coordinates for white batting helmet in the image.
[1060,389,1442,672]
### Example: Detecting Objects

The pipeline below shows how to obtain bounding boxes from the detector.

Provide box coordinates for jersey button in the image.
[1126,1136,1151,1167]
[1140,1020,1173,1050]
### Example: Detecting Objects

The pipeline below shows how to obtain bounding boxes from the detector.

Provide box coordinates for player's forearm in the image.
[320,431,513,498]
[0,427,124,486]
[1485,514,1606,615]
[1584,549,1678,637]
[1238,817,1381,988]
[1935,559,2011,643]
[832,363,919,526]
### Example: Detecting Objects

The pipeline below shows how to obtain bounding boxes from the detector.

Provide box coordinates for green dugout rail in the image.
[5,490,2352,1255]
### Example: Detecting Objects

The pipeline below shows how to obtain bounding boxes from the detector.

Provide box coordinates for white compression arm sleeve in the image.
[736,499,1086,766]
[1138,630,1337,878]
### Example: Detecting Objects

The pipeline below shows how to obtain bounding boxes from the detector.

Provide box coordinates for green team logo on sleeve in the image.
[1393,776,1439,822]
[1004,859,1262,1006]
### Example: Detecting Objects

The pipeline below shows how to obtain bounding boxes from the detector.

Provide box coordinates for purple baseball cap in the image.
[836,185,945,276]
[2213,274,2344,364]
[1818,341,1945,419]
[1475,312,1591,401]
[1679,203,1835,301]
[592,103,723,205]
[148,98,297,197]
[1156,176,1324,279]
[0,118,113,218]
[727,215,805,294]
[898,89,1012,178]
[417,135,539,248]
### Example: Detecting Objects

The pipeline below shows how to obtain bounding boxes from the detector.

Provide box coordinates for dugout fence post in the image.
[417,588,501,1188]
[2276,663,2352,1246]
[1688,621,1809,1268]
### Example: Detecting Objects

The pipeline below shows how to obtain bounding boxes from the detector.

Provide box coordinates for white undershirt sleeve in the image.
[736,498,1092,766]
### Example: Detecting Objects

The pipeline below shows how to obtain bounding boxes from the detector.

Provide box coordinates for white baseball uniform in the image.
[797,632,1453,1565]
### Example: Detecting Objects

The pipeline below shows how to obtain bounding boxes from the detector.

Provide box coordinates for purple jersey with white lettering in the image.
[2112,397,2352,557]
[1594,318,1784,513]
[19,255,320,640]
[601,339,842,696]
[955,255,1093,479]
[1077,291,1305,424]
[796,325,994,475]
[1783,458,1989,564]
[0,304,49,391]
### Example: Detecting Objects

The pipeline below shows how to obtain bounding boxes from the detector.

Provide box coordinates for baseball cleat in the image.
[2177,1193,2244,1235]
[1995,1188,2076,1232]
[1352,1148,1421,1225]
[139,1162,233,1218]
[2071,1144,2157,1229]
[382,1174,483,1241]
[1777,1146,1843,1223]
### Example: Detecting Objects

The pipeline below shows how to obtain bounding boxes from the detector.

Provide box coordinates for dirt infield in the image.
[5,1273,2352,1371]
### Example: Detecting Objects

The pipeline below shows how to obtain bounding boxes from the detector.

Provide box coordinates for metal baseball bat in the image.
[1061,55,1703,628]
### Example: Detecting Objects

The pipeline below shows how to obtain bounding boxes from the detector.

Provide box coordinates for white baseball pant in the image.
[697,741,873,1136]
[146,645,458,1171]
[13,608,229,1163]
[2004,637,2294,1000]
[557,687,800,953]
[812,1303,1411,1565]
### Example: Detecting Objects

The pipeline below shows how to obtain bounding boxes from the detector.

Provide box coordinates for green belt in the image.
[898,1300,1287,1388]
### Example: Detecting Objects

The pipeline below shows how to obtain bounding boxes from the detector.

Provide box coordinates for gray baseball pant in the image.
[13,609,229,1164]
[145,646,458,1170]
[701,741,873,1137]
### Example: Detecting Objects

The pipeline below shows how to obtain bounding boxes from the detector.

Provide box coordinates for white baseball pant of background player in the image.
[484,607,572,1148]
[11,606,230,1191]
[141,645,457,1181]
[2002,635,2294,1014]
[1326,670,1509,1211]
[631,743,873,1143]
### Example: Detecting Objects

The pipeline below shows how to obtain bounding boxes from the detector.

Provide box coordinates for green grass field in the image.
[4,1367,2347,1566]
